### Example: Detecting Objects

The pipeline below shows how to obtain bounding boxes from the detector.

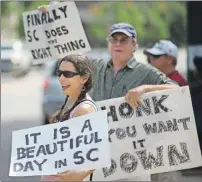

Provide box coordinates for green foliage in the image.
[1,1,187,46]
[87,1,186,47]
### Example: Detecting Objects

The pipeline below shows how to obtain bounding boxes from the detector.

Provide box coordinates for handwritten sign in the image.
[92,86,202,181]
[9,111,110,176]
[22,1,91,64]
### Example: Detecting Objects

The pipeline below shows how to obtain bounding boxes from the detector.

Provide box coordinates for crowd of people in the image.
[37,2,202,182]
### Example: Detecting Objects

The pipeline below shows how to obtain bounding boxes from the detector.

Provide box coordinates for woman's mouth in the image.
[62,85,70,90]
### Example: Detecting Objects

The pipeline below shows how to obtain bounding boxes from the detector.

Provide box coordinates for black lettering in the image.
[79,39,86,48]
[58,159,67,168]
[45,143,57,155]
[136,146,164,170]
[59,5,67,18]
[102,159,117,178]
[57,140,67,151]
[86,148,99,162]
[136,99,152,117]
[52,9,61,20]
[70,138,74,149]
[45,30,51,39]
[108,129,115,142]
[84,133,94,145]
[70,41,79,50]
[60,126,71,139]
[66,42,72,51]
[116,128,126,140]
[120,153,138,173]
[73,151,84,164]
[46,47,52,57]
[27,146,35,158]
[168,142,191,166]
[14,162,23,172]
[23,161,34,172]
[95,132,102,143]
[54,44,62,54]
[31,50,37,59]
[166,118,179,132]
[133,141,137,149]
[119,103,134,119]
[152,95,171,114]
[17,147,26,160]
[143,123,157,135]
[158,121,168,133]
[27,15,31,27]
[138,139,145,148]
[178,117,190,130]
[51,29,57,37]
[33,30,39,41]
[27,30,32,42]
[30,132,41,144]
[76,135,83,148]
[46,12,54,23]
[34,14,41,26]
[126,125,137,138]
[56,27,62,36]
[41,13,48,24]
[101,105,119,122]
[61,25,69,34]
[33,159,48,171]
[36,145,47,157]
[25,134,29,145]
[81,120,92,133]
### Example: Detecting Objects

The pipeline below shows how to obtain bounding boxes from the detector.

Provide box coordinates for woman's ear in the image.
[81,75,89,84]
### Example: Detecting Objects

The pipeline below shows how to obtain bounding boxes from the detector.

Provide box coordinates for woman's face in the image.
[58,61,88,97]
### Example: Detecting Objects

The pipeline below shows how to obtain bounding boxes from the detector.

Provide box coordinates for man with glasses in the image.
[144,40,188,86]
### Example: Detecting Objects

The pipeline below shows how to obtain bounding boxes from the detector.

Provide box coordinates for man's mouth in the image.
[114,49,123,52]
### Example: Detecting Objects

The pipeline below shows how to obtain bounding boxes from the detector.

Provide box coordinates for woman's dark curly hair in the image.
[49,54,93,123]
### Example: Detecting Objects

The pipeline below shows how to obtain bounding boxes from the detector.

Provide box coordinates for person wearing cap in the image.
[38,3,178,181]
[144,40,188,86]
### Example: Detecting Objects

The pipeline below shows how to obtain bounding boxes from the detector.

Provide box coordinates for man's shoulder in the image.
[134,61,160,72]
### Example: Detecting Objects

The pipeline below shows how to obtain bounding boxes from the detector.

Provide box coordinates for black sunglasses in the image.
[56,70,79,78]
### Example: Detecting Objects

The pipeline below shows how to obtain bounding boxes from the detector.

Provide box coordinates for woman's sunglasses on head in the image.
[56,70,79,78]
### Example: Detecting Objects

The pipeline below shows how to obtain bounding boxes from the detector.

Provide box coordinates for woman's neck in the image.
[67,91,84,109]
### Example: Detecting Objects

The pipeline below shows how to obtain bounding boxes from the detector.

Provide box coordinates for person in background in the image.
[41,54,96,181]
[38,3,179,181]
[144,40,188,86]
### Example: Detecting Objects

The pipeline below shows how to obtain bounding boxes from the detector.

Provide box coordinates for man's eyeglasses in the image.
[107,37,132,45]
[56,70,79,78]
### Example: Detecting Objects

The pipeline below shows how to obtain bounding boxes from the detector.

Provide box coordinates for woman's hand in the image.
[56,169,94,181]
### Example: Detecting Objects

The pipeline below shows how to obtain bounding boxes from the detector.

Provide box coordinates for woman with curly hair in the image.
[41,54,96,181]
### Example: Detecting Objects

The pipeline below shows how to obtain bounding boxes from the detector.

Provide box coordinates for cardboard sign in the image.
[9,111,110,176]
[22,1,91,64]
[92,86,202,181]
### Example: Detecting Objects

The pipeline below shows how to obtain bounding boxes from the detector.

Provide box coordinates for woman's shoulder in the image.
[70,95,97,118]
[72,102,96,117]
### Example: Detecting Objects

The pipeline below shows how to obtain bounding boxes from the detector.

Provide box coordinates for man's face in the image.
[147,54,171,73]
[108,33,136,62]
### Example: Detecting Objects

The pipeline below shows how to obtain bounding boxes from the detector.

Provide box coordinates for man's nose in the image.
[115,41,121,46]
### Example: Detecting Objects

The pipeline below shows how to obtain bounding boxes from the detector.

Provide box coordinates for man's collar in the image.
[107,56,137,69]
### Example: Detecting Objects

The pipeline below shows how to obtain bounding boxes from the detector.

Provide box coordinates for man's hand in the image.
[125,84,178,108]
[125,85,146,108]
[38,5,49,13]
